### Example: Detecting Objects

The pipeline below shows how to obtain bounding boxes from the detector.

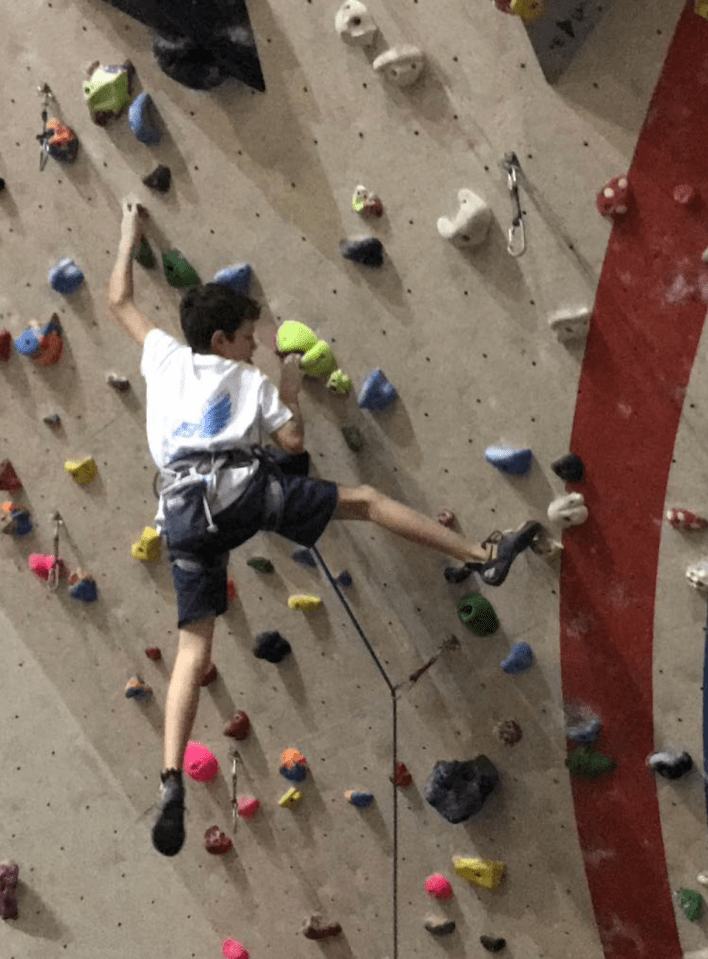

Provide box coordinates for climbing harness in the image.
[47,510,63,591]
[36,84,55,172]
[502,151,526,257]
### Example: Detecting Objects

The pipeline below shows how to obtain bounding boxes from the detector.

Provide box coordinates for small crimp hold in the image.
[252,631,291,663]
[68,570,98,602]
[124,675,152,699]
[358,369,397,411]
[0,861,19,920]
[288,594,322,611]
[43,412,61,428]
[279,787,303,807]
[494,718,522,745]
[302,915,342,940]
[674,184,698,206]
[144,647,162,661]
[65,457,98,485]
[500,641,534,674]
[484,446,533,475]
[548,307,591,343]
[425,916,456,936]
[212,262,252,296]
[0,330,12,361]
[224,711,250,739]
[390,762,412,787]
[247,556,274,573]
[131,527,161,562]
[204,825,233,855]
[237,797,260,818]
[453,858,506,890]
[342,426,363,451]
[666,508,708,531]
[0,501,32,536]
[107,373,130,392]
[597,175,631,218]
[344,790,374,807]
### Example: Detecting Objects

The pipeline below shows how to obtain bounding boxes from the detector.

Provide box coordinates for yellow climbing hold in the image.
[131,527,161,562]
[279,787,303,807]
[288,594,323,611]
[510,0,543,20]
[64,457,98,484]
[696,0,708,21]
[453,857,506,890]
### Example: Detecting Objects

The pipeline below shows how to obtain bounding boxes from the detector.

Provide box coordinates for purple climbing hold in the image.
[358,369,397,411]
[340,237,384,267]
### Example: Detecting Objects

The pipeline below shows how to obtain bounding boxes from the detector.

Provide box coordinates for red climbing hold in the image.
[0,861,18,920]
[0,460,21,492]
[204,825,233,855]
[666,508,708,530]
[224,711,250,740]
[597,175,631,218]
[144,646,162,661]
[0,330,11,361]
[390,761,413,787]
[673,184,697,206]
[227,577,237,600]
[200,662,218,686]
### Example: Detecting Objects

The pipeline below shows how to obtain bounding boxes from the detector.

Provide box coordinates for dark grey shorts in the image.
[162,457,338,628]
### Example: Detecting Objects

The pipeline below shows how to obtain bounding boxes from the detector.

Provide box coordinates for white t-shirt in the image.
[141,329,293,506]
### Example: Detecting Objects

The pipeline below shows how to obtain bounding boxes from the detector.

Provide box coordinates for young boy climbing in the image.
[108,198,543,857]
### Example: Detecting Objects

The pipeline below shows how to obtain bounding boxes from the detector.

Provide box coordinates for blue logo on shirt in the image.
[173,392,232,439]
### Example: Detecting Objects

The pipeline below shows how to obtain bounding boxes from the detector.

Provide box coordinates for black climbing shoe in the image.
[444,520,543,587]
[151,769,185,857]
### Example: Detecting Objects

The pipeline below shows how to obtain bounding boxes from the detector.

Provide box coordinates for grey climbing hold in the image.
[341,237,384,267]
[424,757,499,824]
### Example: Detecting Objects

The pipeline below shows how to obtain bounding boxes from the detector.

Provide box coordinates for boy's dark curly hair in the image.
[179,283,260,353]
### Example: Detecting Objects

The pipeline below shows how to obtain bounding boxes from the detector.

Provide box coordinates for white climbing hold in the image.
[547,492,588,526]
[697,873,708,887]
[437,189,492,247]
[686,559,708,592]
[335,0,378,46]
[548,307,591,343]
[372,46,425,87]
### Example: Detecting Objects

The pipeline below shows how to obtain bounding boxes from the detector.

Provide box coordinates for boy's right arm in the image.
[271,355,305,455]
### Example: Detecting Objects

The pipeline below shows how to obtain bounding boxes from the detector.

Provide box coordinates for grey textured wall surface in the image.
[0,1,694,958]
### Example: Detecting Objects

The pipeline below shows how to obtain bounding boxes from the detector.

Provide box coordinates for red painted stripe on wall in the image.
[562,5,708,957]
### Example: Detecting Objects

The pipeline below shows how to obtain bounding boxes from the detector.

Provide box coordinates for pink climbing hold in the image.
[184,741,219,782]
[223,940,249,959]
[28,553,66,580]
[425,873,453,899]
[237,797,260,818]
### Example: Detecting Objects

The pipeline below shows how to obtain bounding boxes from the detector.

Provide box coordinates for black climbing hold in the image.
[253,631,291,663]
[153,36,225,90]
[647,750,693,780]
[551,453,584,482]
[340,238,385,267]
[424,756,499,824]
[425,917,456,936]
[480,935,506,953]
[142,164,172,193]
[0,178,5,193]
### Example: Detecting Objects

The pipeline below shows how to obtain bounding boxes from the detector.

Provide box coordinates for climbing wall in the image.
[0,1,700,958]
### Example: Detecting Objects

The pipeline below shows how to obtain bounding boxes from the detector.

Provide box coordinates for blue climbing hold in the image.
[212,262,252,296]
[14,315,62,357]
[292,548,317,568]
[49,257,84,294]
[336,570,352,587]
[358,369,397,411]
[69,576,98,603]
[346,791,374,807]
[128,92,162,145]
[501,641,534,674]
[484,446,533,475]
[340,237,385,267]
[280,763,308,782]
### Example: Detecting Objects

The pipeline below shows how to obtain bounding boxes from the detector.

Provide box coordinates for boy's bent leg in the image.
[152,614,215,857]
[333,485,542,586]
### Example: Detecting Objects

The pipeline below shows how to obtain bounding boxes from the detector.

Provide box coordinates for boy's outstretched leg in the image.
[333,485,542,586]
[152,615,215,857]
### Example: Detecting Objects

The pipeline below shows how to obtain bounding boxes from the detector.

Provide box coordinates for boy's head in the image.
[179,283,261,358]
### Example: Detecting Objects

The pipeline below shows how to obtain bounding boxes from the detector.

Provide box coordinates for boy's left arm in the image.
[107,198,155,346]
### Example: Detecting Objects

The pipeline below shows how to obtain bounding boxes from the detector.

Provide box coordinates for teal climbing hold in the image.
[163,250,201,288]
[484,446,533,475]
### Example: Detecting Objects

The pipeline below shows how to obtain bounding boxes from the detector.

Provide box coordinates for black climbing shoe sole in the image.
[481,520,543,586]
[151,780,186,857]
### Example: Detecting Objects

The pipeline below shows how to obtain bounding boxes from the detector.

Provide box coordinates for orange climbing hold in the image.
[281,748,307,770]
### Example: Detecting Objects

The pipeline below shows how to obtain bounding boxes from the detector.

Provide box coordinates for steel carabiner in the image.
[47,509,63,591]
[502,151,526,258]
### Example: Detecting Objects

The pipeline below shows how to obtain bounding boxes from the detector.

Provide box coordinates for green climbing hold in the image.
[678,888,704,921]
[457,593,499,636]
[248,556,274,574]
[162,250,201,288]
[565,746,617,778]
[134,238,156,269]
[342,426,363,452]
